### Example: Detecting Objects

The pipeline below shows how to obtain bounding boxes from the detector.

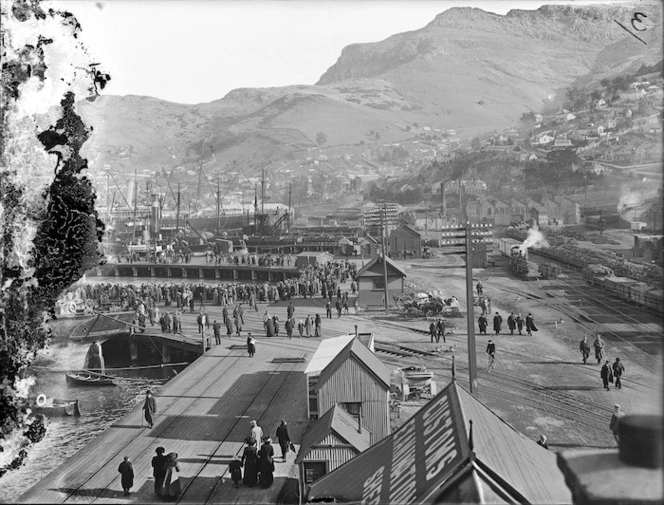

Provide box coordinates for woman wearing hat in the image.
[151,447,167,494]
[258,437,275,488]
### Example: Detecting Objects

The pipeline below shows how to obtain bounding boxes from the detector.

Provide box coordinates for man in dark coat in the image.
[429,321,437,343]
[601,360,613,390]
[287,301,294,320]
[486,340,496,371]
[493,312,502,335]
[143,390,156,428]
[525,313,538,335]
[515,314,524,335]
[275,420,291,461]
[507,312,516,335]
[285,318,293,339]
[436,319,446,343]
[612,358,625,389]
[580,336,591,364]
[478,314,488,335]
[151,447,167,494]
[118,456,134,496]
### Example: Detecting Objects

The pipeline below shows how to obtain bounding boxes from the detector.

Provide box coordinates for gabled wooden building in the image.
[295,404,371,495]
[306,381,572,504]
[305,336,391,445]
[389,223,422,259]
[356,256,406,308]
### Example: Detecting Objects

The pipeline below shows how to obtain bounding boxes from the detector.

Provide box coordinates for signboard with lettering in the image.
[307,384,469,503]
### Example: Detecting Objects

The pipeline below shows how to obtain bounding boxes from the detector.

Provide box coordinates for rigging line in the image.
[31,362,191,373]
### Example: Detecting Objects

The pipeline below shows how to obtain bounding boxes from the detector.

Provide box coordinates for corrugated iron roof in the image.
[295,405,370,464]
[314,338,391,391]
[306,381,572,504]
[357,256,407,278]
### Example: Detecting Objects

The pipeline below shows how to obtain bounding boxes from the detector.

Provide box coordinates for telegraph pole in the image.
[176,183,181,232]
[132,166,138,243]
[288,183,292,233]
[261,168,266,216]
[465,222,478,393]
[216,175,221,234]
[381,203,389,315]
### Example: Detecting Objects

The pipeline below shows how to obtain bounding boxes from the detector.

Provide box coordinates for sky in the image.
[51,0,628,105]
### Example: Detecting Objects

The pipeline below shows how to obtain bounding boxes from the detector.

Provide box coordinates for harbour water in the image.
[1,317,191,502]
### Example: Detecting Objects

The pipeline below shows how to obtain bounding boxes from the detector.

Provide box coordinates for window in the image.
[303,461,328,484]
[342,402,362,421]
[372,278,385,290]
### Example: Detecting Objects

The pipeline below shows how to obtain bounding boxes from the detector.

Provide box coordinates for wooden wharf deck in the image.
[19,333,321,504]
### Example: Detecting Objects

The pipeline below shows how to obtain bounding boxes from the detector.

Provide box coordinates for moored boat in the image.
[34,395,81,417]
[65,370,117,386]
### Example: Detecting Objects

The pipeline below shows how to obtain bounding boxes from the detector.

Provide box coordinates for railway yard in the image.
[358,248,662,450]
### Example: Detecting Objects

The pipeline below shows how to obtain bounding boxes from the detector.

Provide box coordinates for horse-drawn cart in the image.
[394,292,460,317]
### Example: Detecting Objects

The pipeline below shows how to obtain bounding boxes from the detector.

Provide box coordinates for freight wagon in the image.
[583,265,664,313]
[499,238,524,259]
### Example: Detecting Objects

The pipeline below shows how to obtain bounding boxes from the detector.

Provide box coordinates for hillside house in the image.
[536,133,554,145]
[596,98,607,109]
[534,113,543,123]
[356,256,406,308]
[305,336,391,445]
[389,224,422,259]
[566,112,577,121]
[542,196,581,225]
[296,404,371,493]
[530,204,549,227]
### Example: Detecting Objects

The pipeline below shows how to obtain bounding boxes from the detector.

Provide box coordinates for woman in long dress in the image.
[161,452,181,500]
[258,438,275,488]
[241,439,259,486]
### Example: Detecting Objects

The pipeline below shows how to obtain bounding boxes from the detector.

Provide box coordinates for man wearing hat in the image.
[143,390,157,428]
[600,360,613,390]
[486,339,496,371]
[151,447,167,494]
[609,405,625,443]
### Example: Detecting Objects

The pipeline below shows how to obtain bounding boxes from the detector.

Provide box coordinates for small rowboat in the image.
[65,370,117,386]
[34,395,81,417]
[400,366,433,388]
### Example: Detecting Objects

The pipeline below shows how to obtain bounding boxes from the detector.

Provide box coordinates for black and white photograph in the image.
[0,0,662,503]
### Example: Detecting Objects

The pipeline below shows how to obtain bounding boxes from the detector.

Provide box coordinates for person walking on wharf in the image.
[601,360,613,390]
[213,320,221,345]
[580,336,591,365]
[593,335,605,364]
[478,313,488,335]
[525,312,538,335]
[437,319,446,343]
[507,312,516,335]
[515,313,524,335]
[275,420,291,461]
[229,456,243,488]
[247,333,256,357]
[493,312,502,335]
[486,340,496,371]
[612,357,625,389]
[609,404,626,443]
[151,447,167,494]
[118,456,134,496]
[143,390,156,428]
[249,420,264,447]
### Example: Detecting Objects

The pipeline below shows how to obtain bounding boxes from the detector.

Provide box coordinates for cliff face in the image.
[317,3,661,85]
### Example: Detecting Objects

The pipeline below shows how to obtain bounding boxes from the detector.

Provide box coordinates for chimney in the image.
[354,324,358,338]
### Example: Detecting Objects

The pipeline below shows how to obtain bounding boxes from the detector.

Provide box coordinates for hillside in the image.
[77,2,662,189]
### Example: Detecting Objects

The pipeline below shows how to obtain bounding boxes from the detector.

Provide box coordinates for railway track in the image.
[374,319,652,438]
[520,255,662,374]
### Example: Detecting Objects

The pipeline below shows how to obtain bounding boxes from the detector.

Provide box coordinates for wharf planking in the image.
[19,326,321,504]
